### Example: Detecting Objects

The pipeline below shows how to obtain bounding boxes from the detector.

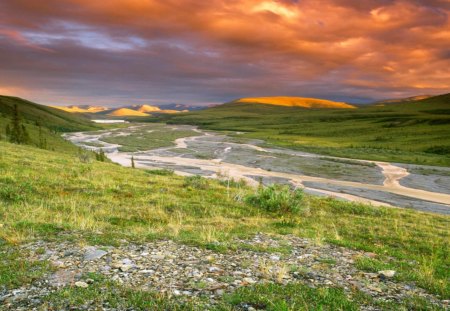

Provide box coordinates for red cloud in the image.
[0,0,448,105]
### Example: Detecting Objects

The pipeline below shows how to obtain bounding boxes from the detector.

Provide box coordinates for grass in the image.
[39,276,447,310]
[100,123,198,152]
[246,184,304,214]
[44,273,201,310]
[0,140,449,303]
[219,283,360,310]
[0,95,98,132]
[41,273,360,310]
[0,245,52,289]
[159,93,450,166]
[0,95,100,154]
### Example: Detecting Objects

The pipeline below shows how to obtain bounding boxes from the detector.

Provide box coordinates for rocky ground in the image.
[1,234,447,310]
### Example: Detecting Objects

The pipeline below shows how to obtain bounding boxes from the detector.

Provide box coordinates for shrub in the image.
[146,169,174,176]
[245,184,304,214]
[183,175,209,190]
[424,145,450,155]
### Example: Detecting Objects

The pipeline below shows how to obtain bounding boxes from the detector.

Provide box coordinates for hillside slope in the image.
[0,140,448,308]
[233,96,356,109]
[373,95,432,105]
[0,95,99,152]
[52,105,108,113]
[162,93,450,166]
[0,96,98,132]
[107,108,150,117]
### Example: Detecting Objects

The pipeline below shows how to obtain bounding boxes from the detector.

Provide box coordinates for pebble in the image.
[74,281,88,288]
[83,249,108,261]
[3,234,445,310]
[378,270,396,279]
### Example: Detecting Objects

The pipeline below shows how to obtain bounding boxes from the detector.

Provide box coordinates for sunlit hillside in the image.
[132,104,180,114]
[107,108,150,117]
[234,96,356,109]
[52,105,109,113]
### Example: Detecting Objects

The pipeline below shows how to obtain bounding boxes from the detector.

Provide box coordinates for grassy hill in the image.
[0,94,449,309]
[162,93,450,166]
[51,105,109,113]
[233,96,356,109]
[0,95,99,153]
[0,140,448,309]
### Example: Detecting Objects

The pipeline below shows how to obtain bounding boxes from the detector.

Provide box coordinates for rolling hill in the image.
[0,95,99,152]
[162,93,450,166]
[51,105,109,113]
[107,108,150,117]
[129,104,162,113]
[53,104,185,117]
[232,96,356,109]
[373,95,433,106]
[0,96,98,132]
[128,104,180,114]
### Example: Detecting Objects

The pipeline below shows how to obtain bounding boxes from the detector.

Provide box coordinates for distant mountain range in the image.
[52,103,206,117]
[44,94,449,117]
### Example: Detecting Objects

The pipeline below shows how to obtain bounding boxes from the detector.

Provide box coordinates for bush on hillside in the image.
[246,184,304,214]
[183,175,209,190]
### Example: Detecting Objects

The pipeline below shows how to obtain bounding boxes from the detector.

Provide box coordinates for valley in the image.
[1,95,449,310]
[2,1,449,309]
[64,123,450,214]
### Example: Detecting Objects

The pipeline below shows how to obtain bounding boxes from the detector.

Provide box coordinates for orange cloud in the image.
[0,0,448,106]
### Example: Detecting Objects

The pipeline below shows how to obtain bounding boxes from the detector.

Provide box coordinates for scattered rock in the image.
[3,234,445,310]
[242,277,257,284]
[74,281,88,288]
[48,270,77,288]
[378,270,396,279]
[84,249,108,261]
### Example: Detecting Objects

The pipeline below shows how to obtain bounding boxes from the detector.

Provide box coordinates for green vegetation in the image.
[41,274,360,310]
[1,93,449,308]
[5,104,30,144]
[220,283,360,310]
[0,140,448,303]
[0,95,97,132]
[100,123,198,152]
[160,93,450,166]
[246,184,304,214]
[0,95,99,153]
[0,246,51,289]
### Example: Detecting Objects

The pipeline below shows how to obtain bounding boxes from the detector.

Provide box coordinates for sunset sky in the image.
[0,0,449,107]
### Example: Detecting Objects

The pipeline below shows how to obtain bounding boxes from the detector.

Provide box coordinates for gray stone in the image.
[75,281,88,288]
[378,270,396,278]
[48,270,77,287]
[84,249,108,261]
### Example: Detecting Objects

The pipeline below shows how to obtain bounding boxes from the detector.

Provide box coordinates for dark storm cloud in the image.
[0,0,449,106]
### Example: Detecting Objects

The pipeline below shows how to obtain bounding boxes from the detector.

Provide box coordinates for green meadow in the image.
[0,140,449,308]
[161,93,450,166]
[0,95,449,309]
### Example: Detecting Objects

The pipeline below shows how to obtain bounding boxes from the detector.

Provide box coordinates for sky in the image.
[0,0,449,107]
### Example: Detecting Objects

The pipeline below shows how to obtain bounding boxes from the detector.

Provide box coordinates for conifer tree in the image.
[37,123,47,149]
[8,104,28,144]
[21,124,30,143]
[99,149,106,162]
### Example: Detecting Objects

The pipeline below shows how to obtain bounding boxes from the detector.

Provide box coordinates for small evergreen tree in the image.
[95,149,106,162]
[9,104,22,143]
[37,123,47,149]
[99,149,106,162]
[8,104,29,144]
[21,124,30,143]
